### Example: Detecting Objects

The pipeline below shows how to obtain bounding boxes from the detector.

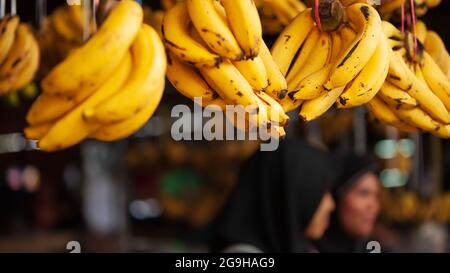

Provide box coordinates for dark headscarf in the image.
[211,138,342,253]
[316,154,378,253]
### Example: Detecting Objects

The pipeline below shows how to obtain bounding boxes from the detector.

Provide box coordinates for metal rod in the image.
[36,0,47,32]
[0,0,5,18]
[10,0,16,15]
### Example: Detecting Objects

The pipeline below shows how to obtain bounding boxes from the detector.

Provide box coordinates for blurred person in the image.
[211,138,342,253]
[315,155,380,253]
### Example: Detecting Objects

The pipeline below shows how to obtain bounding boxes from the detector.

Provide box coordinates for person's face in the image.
[305,192,335,240]
[338,172,380,238]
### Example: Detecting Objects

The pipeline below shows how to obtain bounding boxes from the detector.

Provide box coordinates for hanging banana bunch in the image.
[0,15,40,96]
[378,0,442,21]
[163,0,289,138]
[25,0,167,151]
[271,1,388,121]
[366,20,450,138]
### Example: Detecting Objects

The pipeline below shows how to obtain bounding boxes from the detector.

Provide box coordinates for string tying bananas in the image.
[163,1,289,138]
[0,15,40,96]
[25,0,167,151]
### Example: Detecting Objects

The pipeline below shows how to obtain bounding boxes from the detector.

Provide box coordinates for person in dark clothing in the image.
[315,155,380,253]
[211,138,342,253]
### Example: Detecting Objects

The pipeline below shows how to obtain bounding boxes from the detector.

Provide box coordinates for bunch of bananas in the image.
[272,3,389,121]
[0,15,40,96]
[366,21,450,138]
[38,5,91,77]
[163,0,289,137]
[24,0,167,152]
[379,0,442,20]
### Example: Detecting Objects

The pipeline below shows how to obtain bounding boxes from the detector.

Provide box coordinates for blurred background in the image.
[0,0,449,252]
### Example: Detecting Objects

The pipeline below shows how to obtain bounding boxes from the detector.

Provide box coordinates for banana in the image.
[162,0,178,11]
[27,94,77,125]
[285,27,320,84]
[386,47,414,90]
[377,81,419,109]
[233,56,268,91]
[279,95,303,112]
[0,24,33,95]
[163,2,222,68]
[24,123,52,140]
[420,52,450,110]
[37,52,132,151]
[424,30,449,75]
[221,0,262,58]
[367,96,418,133]
[324,4,382,89]
[433,124,450,139]
[259,41,288,99]
[270,8,315,76]
[392,106,441,132]
[84,24,167,124]
[186,0,243,60]
[298,86,345,122]
[41,0,143,97]
[266,0,302,23]
[166,52,217,103]
[91,80,165,142]
[288,32,331,93]
[0,15,19,66]
[337,33,389,108]
[51,5,83,44]
[200,61,257,107]
[255,91,289,126]
[415,20,427,44]
[293,30,345,100]
[400,56,450,124]
[9,30,40,92]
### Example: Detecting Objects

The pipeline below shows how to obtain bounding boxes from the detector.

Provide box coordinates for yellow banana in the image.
[37,52,132,151]
[270,8,315,76]
[299,86,345,122]
[377,81,419,109]
[221,0,262,58]
[325,4,382,89]
[393,106,441,131]
[163,2,222,68]
[233,56,268,91]
[337,33,389,108]
[91,80,165,142]
[415,20,427,44]
[280,95,303,112]
[27,94,77,125]
[288,31,331,92]
[424,31,449,75]
[187,0,243,60]
[420,52,450,110]
[24,123,53,140]
[51,5,83,44]
[41,0,143,97]
[400,56,450,123]
[200,61,257,107]
[84,24,167,124]
[433,124,450,139]
[294,30,345,100]
[0,24,33,95]
[166,52,217,103]
[285,27,320,84]
[0,15,19,66]
[255,91,289,126]
[259,41,288,99]
[10,30,40,91]
[367,96,418,132]
[386,47,414,90]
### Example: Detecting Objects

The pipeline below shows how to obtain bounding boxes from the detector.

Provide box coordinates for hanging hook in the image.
[314,0,323,32]
[400,0,405,33]
[410,0,418,62]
